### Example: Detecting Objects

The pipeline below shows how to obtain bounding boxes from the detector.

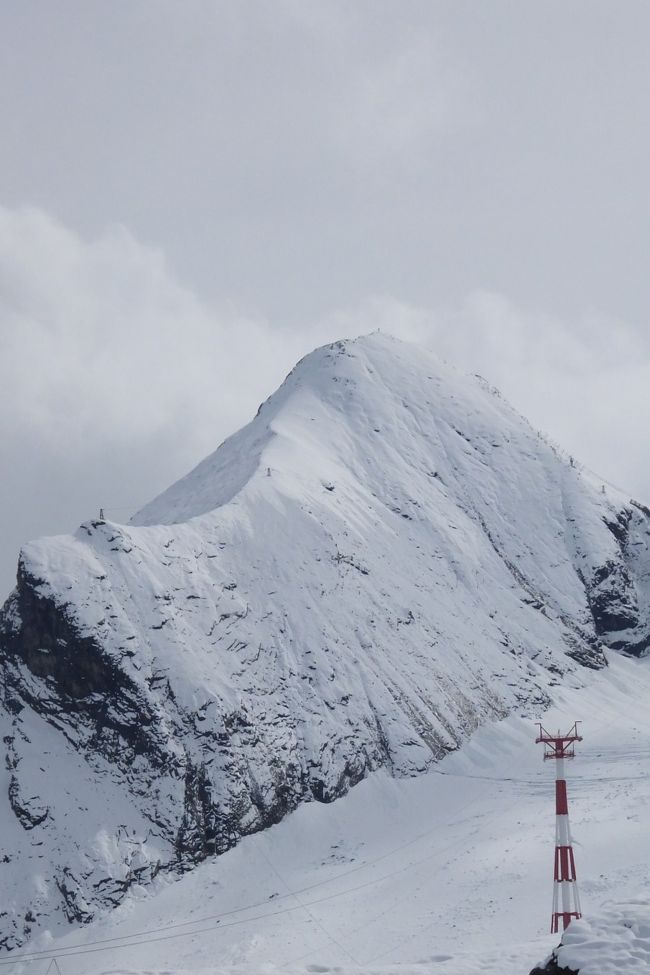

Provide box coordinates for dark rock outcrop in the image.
[530,958,579,975]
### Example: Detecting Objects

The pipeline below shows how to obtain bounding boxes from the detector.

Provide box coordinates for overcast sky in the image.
[1,1,650,599]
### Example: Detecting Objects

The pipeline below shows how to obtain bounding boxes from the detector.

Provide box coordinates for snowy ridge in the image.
[1,333,650,950]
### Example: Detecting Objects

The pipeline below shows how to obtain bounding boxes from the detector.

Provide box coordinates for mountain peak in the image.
[131,332,518,527]
[2,332,650,948]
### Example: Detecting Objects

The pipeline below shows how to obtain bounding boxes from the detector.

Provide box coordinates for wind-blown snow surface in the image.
[2,333,650,949]
[546,898,650,974]
[4,654,650,975]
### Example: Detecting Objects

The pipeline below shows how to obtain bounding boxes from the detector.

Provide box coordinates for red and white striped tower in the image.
[535,722,583,934]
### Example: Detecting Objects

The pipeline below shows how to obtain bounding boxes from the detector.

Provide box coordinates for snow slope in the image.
[2,333,650,950]
[4,652,650,975]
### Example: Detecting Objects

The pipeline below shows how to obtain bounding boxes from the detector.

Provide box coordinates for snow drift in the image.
[532,897,650,974]
[2,333,650,949]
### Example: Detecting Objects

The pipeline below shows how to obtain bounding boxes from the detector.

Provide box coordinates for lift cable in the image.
[0,792,492,968]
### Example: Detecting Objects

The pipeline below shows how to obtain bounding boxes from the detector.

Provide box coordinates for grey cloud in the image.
[3,2,648,328]
[3,205,649,601]
[1,3,649,597]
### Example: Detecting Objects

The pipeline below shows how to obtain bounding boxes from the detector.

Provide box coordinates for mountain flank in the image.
[2,333,649,949]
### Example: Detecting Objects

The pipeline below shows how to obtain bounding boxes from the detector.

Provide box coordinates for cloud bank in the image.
[1,206,648,599]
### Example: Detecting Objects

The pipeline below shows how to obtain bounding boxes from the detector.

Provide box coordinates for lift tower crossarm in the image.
[535,722,583,934]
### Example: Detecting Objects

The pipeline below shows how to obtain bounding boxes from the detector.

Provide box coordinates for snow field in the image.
[5,652,650,975]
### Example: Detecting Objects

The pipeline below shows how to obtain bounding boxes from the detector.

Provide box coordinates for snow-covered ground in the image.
[4,651,649,975]
[550,897,650,974]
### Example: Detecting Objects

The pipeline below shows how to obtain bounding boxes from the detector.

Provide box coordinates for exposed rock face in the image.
[530,958,578,975]
[2,333,650,949]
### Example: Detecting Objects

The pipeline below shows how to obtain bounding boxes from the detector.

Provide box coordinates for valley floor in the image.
[5,652,650,975]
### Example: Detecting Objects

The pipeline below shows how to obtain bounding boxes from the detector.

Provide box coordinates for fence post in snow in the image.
[535,721,583,934]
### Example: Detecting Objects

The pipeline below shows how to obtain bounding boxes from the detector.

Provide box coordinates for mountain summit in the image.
[1,333,649,948]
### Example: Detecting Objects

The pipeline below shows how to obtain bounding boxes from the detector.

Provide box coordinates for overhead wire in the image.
[0,788,498,969]
[278,782,491,971]
[255,838,359,966]
[6,709,650,970]
[4,759,649,968]
[0,833,490,969]
[0,773,499,964]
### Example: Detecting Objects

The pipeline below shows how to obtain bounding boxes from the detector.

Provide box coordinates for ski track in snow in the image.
[4,653,650,975]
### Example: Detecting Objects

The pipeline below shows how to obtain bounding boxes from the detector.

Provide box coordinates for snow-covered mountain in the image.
[2,332,650,951]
